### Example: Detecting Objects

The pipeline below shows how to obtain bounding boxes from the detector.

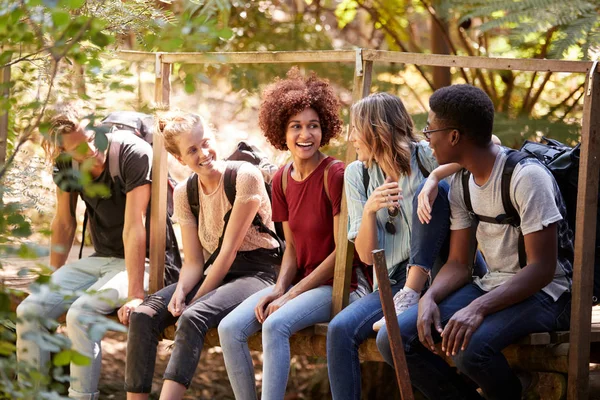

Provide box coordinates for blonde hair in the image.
[41,101,88,161]
[155,111,204,157]
[351,92,417,178]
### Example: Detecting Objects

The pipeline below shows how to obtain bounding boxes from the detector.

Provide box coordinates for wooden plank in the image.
[149,131,168,294]
[148,58,169,294]
[160,50,356,64]
[161,63,171,107]
[362,50,593,74]
[0,65,9,167]
[113,50,156,63]
[331,59,373,317]
[373,249,414,400]
[567,63,600,400]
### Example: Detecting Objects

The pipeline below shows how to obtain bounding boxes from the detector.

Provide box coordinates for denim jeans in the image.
[376,284,572,400]
[218,284,362,400]
[125,249,276,393]
[327,179,486,400]
[16,256,147,400]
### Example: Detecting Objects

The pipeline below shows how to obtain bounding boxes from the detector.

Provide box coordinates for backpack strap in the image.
[461,150,531,268]
[281,162,293,199]
[323,159,342,203]
[415,145,430,178]
[186,172,200,225]
[107,134,122,184]
[362,163,370,197]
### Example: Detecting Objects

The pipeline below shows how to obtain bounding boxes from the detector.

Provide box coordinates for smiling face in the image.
[58,124,99,164]
[174,122,219,174]
[425,110,460,165]
[349,125,371,163]
[285,107,323,162]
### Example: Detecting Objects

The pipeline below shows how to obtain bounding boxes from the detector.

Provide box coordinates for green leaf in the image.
[53,349,72,366]
[52,11,70,28]
[0,340,16,356]
[90,32,112,48]
[71,350,91,366]
[94,130,108,152]
[0,50,13,65]
[60,0,86,9]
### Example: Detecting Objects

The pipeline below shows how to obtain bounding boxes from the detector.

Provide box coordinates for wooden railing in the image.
[114,49,599,400]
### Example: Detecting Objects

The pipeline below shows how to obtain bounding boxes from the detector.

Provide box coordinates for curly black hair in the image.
[429,84,494,147]
[258,67,343,151]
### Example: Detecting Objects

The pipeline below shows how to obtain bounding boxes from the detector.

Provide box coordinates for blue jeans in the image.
[327,180,486,400]
[219,284,361,400]
[376,284,572,400]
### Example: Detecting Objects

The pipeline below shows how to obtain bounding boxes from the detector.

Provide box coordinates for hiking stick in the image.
[373,249,415,400]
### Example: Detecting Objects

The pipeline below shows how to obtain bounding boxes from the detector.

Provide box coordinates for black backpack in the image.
[461,139,597,301]
[186,143,285,266]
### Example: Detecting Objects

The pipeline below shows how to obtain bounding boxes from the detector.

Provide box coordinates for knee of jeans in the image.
[16,299,41,320]
[65,305,86,328]
[375,328,392,359]
[261,314,290,341]
[218,314,247,345]
[129,305,156,333]
[452,340,490,374]
[177,308,209,337]
[327,314,354,347]
[413,179,450,212]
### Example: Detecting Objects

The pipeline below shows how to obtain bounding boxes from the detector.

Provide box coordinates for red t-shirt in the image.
[272,157,359,288]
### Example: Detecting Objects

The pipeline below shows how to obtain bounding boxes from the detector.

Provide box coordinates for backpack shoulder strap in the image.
[500,150,530,227]
[186,172,200,224]
[323,159,342,203]
[281,162,293,200]
[224,161,245,207]
[107,134,122,183]
[362,163,370,196]
[415,145,430,178]
[461,169,474,216]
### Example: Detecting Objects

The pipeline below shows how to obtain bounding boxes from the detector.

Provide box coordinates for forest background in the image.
[0,0,598,398]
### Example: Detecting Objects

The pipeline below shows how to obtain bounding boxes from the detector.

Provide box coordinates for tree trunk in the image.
[0,65,10,168]
[430,2,450,89]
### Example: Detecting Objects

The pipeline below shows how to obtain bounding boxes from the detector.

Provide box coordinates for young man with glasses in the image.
[376,84,573,400]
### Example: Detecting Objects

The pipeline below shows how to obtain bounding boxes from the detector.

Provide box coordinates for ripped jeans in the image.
[124,249,277,393]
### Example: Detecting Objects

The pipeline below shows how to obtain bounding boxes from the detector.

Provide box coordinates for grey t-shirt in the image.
[449,148,573,300]
[80,133,153,258]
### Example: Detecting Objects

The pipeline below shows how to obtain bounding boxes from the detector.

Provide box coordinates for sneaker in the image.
[372,288,420,332]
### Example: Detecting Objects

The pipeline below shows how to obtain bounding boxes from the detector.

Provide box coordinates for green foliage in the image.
[451,0,600,59]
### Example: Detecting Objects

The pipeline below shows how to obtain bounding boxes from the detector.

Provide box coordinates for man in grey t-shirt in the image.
[375,85,573,400]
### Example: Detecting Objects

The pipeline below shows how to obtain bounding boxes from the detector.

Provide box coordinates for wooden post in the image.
[148,56,171,294]
[372,249,414,400]
[567,62,600,400]
[0,65,10,168]
[331,52,373,317]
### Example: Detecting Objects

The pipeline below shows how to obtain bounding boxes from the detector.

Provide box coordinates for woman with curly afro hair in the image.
[218,68,368,400]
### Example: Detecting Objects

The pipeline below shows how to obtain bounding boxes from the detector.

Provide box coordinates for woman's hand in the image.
[167,286,187,317]
[417,176,440,224]
[255,289,284,323]
[262,292,295,322]
[364,177,402,216]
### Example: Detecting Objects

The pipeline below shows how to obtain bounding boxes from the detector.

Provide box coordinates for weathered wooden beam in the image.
[362,50,592,73]
[331,56,373,317]
[373,249,414,400]
[114,49,592,74]
[567,62,600,400]
[0,65,10,168]
[148,58,171,295]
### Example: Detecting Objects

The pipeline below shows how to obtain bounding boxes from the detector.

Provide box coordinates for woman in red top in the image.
[218,68,366,400]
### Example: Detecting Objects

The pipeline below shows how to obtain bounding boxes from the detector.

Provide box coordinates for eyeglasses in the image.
[422,126,459,140]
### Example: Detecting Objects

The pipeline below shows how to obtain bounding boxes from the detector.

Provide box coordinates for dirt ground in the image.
[1,248,331,400]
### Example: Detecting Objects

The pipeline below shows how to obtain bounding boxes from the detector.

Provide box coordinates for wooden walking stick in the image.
[373,249,415,400]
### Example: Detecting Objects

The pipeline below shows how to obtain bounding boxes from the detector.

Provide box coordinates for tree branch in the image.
[457,27,495,103]
[549,80,586,117]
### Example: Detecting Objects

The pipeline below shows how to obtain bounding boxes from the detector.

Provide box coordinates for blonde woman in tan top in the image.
[125,112,280,400]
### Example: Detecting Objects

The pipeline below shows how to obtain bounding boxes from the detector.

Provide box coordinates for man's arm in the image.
[49,188,78,269]
[417,227,472,352]
[117,183,150,325]
[440,224,558,356]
